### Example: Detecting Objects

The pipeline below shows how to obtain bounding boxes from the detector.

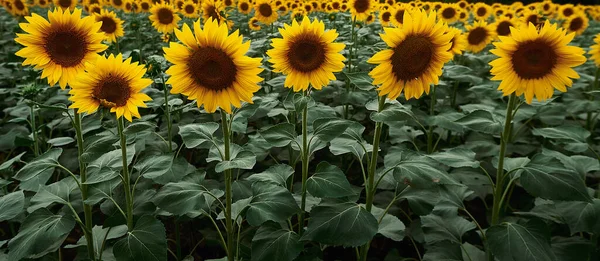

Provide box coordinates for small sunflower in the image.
[379,9,392,26]
[249,17,261,30]
[35,0,50,8]
[237,0,251,14]
[202,0,226,25]
[564,12,588,35]
[123,0,134,12]
[163,18,263,113]
[465,20,494,53]
[222,0,234,8]
[267,17,346,92]
[139,0,152,12]
[290,10,305,22]
[458,10,468,22]
[69,54,153,121]
[539,1,554,16]
[365,14,374,24]
[88,3,102,14]
[180,1,199,18]
[149,3,181,33]
[492,16,516,37]
[446,27,466,56]
[54,0,77,10]
[15,8,107,89]
[520,9,542,28]
[490,21,586,104]
[95,9,124,43]
[390,4,409,27]
[349,0,371,21]
[110,0,124,9]
[254,0,278,25]
[438,4,459,24]
[368,9,453,100]
[473,3,492,21]
[558,4,575,19]
[11,0,28,16]
[589,33,600,66]
[277,4,288,15]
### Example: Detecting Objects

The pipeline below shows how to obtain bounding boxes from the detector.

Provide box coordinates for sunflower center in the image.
[332,2,339,9]
[569,17,583,31]
[157,8,174,24]
[185,5,195,14]
[113,0,122,6]
[99,17,117,34]
[141,2,149,10]
[459,12,467,19]
[177,1,184,9]
[59,0,72,7]
[496,21,512,36]
[93,74,131,107]
[390,35,433,81]
[467,27,488,45]
[259,4,273,17]
[224,0,232,5]
[15,0,24,10]
[44,30,87,68]
[287,35,327,73]
[442,8,456,19]
[251,19,259,27]
[394,10,405,23]
[40,0,46,5]
[382,12,391,22]
[526,15,538,25]
[353,0,369,13]
[206,6,220,20]
[240,2,248,11]
[476,7,486,17]
[563,8,573,17]
[188,47,237,90]
[511,40,557,79]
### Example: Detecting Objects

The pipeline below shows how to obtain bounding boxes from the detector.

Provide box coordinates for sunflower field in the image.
[1,0,600,260]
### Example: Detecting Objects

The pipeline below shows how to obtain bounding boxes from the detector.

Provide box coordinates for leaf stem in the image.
[30,104,39,157]
[117,117,134,231]
[298,90,309,235]
[221,110,234,261]
[161,74,173,152]
[427,85,436,154]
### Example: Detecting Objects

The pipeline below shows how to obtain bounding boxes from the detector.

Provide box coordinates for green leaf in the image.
[443,65,483,84]
[81,135,119,163]
[150,157,197,185]
[47,137,75,147]
[247,164,294,187]
[251,224,303,261]
[179,123,219,149]
[215,148,256,173]
[0,152,25,171]
[134,154,173,180]
[259,123,297,148]
[422,241,462,261]
[370,102,415,122]
[428,148,480,168]
[153,175,224,216]
[455,110,502,135]
[301,201,378,247]
[551,236,594,261]
[329,122,372,160]
[306,162,355,198]
[113,216,167,261]
[343,71,374,90]
[86,178,121,205]
[554,199,600,234]
[246,182,300,226]
[532,126,590,152]
[124,122,156,135]
[421,214,475,244]
[486,220,557,261]
[311,118,351,142]
[29,178,78,212]
[14,148,62,181]
[0,191,24,221]
[371,205,405,242]
[8,208,75,261]
[85,145,136,184]
[392,158,457,188]
[72,225,128,257]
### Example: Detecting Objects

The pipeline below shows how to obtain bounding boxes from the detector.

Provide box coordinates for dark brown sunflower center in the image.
[526,15,538,25]
[224,0,232,5]
[259,4,273,17]
[141,2,149,10]
[287,36,326,73]
[125,2,132,9]
[459,12,467,19]
[177,0,184,9]
[44,30,87,67]
[39,0,46,5]
[59,0,72,7]
[99,17,117,34]
[382,12,391,22]
[93,74,131,107]
[251,19,259,27]
[496,21,512,36]
[395,10,404,23]
[511,40,557,79]
[563,8,573,17]
[442,8,456,19]
[353,0,369,13]
[476,7,486,16]
[184,5,195,14]
[543,3,550,11]
[304,5,311,12]
[240,2,248,11]
[157,8,174,24]
[113,0,122,6]
[467,27,488,45]
[332,2,339,9]
[206,6,219,20]
[569,17,583,31]
[91,6,101,13]
[15,0,24,10]
[390,35,433,81]
[187,47,237,90]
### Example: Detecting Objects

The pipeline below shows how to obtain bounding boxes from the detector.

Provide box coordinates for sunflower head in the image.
[445,26,466,56]
[11,0,28,16]
[390,4,409,27]
[564,12,588,35]
[473,3,492,20]
[140,0,152,12]
[149,2,181,33]
[180,1,198,18]
[95,9,124,43]
[439,4,459,23]
[254,0,278,25]
[465,20,495,53]
[267,17,346,92]
[202,0,227,26]
[492,16,516,37]
[88,3,102,14]
[238,0,252,14]
[559,4,575,19]
[589,33,600,66]
[490,21,586,104]
[249,17,261,30]
[350,0,371,21]
[379,9,392,26]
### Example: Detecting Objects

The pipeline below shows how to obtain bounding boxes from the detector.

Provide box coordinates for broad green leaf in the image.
[428,148,480,168]
[81,135,119,163]
[179,123,219,149]
[443,65,483,84]
[72,225,128,257]
[455,110,502,135]
[532,126,590,152]
[329,122,372,160]
[259,123,297,147]
[422,241,463,261]
[217,197,252,226]
[246,182,300,226]
[542,149,600,178]
[215,149,256,173]
[450,169,492,200]
[124,122,156,135]
[14,148,62,181]
[8,209,75,261]
[370,102,415,122]
[153,175,224,216]
[462,242,486,261]
[113,216,167,261]
[343,71,374,91]
[0,152,25,171]
[554,199,600,234]
[301,201,378,247]
[134,154,173,180]
[251,224,303,261]
[85,145,136,184]
[371,205,405,242]
[47,137,75,147]
[0,191,24,221]
[29,178,77,212]
[436,185,473,212]
[486,220,557,261]
[306,162,355,198]
[86,178,121,205]
[551,236,594,261]
[247,164,294,187]
[421,214,475,244]
[312,118,351,142]
[397,186,440,216]
[392,158,457,188]
[151,157,197,185]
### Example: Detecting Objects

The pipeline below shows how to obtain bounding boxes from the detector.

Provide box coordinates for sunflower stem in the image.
[74,111,96,261]
[221,110,234,261]
[29,103,39,157]
[161,74,173,152]
[587,68,600,131]
[298,90,309,236]
[117,117,134,231]
[427,85,436,154]
[343,16,357,120]
[359,95,386,261]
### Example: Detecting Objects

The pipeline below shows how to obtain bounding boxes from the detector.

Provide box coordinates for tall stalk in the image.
[343,17,357,119]
[587,68,600,130]
[360,95,386,261]
[427,85,437,154]
[221,111,234,261]
[117,117,134,231]
[30,104,39,156]
[298,91,309,235]
[74,111,95,261]
[161,74,173,152]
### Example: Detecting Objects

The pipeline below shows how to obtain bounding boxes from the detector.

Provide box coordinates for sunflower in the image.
[123,0,134,12]
[520,10,542,28]
[465,20,494,53]
[11,0,28,16]
[222,0,234,8]
[490,21,586,104]
[277,4,288,15]
[330,0,340,11]
[35,0,50,8]
[390,4,408,27]
[539,1,554,16]
[164,18,263,113]
[438,4,459,24]
[368,10,452,100]
[202,0,226,25]
[139,0,152,12]
[503,9,515,19]
[15,8,107,89]
[249,17,261,30]
[174,0,184,9]
[365,13,375,24]
[290,10,305,21]
[88,3,102,14]
[473,3,492,21]
[95,9,124,43]
[492,16,516,37]
[589,33,600,66]
[457,0,468,10]
[446,27,466,56]
[267,17,345,92]
[254,0,278,24]
[110,0,124,9]
[564,12,588,35]
[237,0,251,14]
[180,1,198,18]
[69,54,153,121]
[379,9,392,26]
[149,3,181,33]
[558,4,575,19]
[458,10,468,22]
[54,0,77,10]
[349,0,371,21]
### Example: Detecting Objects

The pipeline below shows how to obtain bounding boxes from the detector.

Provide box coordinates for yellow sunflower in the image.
[492,16,517,38]
[390,4,409,27]
[110,0,124,9]
[438,4,459,24]
[54,0,77,10]
[564,12,588,35]
[589,33,600,66]
[558,4,575,19]
[87,3,102,14]
[180,1,199,18]
[379,9,392,26]
[123,0,134,12]
[520,9,542,28]
[69,54,153,121]
[368,9,453,100]
[15,8,107,89]
[149,3,181,33]
[458,10,469,22]
[202,0,227,25]
[473,3,492,21]
[254,0,278,24]
[237,0,252,14]
[95,9,124,43]
[539,1,554,16]
[465,20,495,53]
[163,18,263,113]
[349,0,371,21]
[11,0,28,16]
[365,13,375,24]
[35,0,51,8]
[446,27,466,56]
[249,17,261,30]
[267,17,345,92]
[490,21,586,104]
[139,0,152,12]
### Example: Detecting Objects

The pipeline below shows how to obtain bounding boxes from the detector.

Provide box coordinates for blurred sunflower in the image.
[88,3,102,14]
[558,4,575,19]
[503,9,515,19]
[11,0,28,16]
[290,10,305,21]
[457,0,468,10]
[539,1,554,16]
[465,20,494,53]
[446,27,466,56]
[123,1,134,12]
[458,10,468,22]
[35,0,50,8]
[492,16,516,37]
[490,21,585,104]
[368,10,452,100]
[180,1,199,18]
[589,33,600,66]
[365,13,374,24]
[349,0,371,21]
[140,0,152,12]
[249,17,261,30]
[15,8,107,89]
[277,4,288,15]
[564,12,588,35]
[149,3,181,33]
[54,0,77,10]
[267,17,345,92]
[379,9,392,27]
[473,3,492,21]
[254,0,278,24]
[222,0,234,8]
[163,19,263,113]
[390,4,408,27]
[520,10,542,28]
[237,0,251,14]
[69,54,152,121]
[110,0,124,9]
[95,9,124,43]
[174,0,185,9]
[439,4,459,24]
[202,0,227,25]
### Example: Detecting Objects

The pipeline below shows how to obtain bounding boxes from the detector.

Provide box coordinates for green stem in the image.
[343,17,357,119]
[427,85,436,154]
[298,93,309,236]
[161,74,173,152]
[221,111,234,261]
[117,117,134,231]
[74,111,96,261]
[360,95,386,261]
[30,104,39,157]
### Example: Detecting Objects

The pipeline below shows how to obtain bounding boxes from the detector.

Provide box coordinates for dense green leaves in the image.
[153,174,223,216]
[306,162,355,198]
[179,122,219,149]
[14,148,62,182]
[247,164,294,187]
[486,220,556,261]
[455,110,502,134]
[259,123,297,147]
[246,182,300,226]
[251,224,303,261]
[0,191,24,221]
[421,214,475,244]
[113,216,167,261]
